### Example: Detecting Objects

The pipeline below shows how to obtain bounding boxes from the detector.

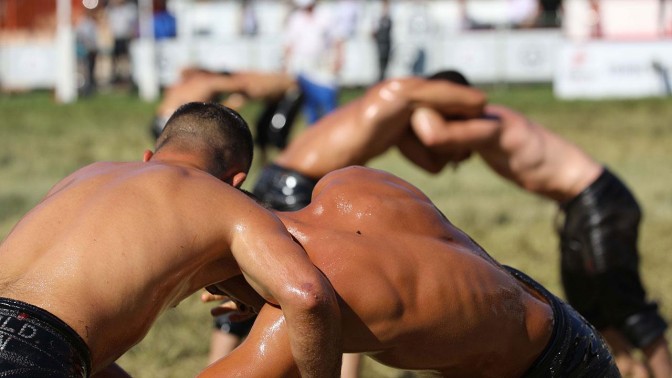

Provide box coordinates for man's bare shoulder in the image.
[60,162,253,216]
[46,161,134,197]
[313,166,431,206]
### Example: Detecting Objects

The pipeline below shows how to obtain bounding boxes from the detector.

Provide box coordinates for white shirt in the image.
[284,7,341,86]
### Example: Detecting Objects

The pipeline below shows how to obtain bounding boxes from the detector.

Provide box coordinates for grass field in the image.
[1,85,671,377]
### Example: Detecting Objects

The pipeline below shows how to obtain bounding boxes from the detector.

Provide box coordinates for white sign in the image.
[554,41,672,99]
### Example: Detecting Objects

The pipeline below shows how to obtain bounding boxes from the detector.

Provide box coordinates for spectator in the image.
[283,0,344,125]
[372,0,393,82]
[106,0,138,85]
[239,0,258,37]
[589,0,602,38]
[535,0,563,28]
[407,1,432,76]
[153,0,176,40]
[75,8,100,96]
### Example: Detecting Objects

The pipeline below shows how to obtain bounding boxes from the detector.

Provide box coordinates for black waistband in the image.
[504,267,619,377]
[0,297,91,377]
[268,164,320,187]
[560,167,636,213]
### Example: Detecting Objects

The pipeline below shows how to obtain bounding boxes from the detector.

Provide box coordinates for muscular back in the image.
[280,167,553,376]
[0,161,256,370]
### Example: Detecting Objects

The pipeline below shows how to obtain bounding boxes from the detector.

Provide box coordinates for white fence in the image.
[1,0,671,100]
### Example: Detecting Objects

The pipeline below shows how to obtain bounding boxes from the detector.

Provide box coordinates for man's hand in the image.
[201,291,257,322]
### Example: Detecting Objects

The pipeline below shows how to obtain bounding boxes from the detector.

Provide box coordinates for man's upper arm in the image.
[227,203,319,304]
[222,192,341,377]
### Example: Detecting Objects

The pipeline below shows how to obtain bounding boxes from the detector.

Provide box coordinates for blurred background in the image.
[1,0,671,100]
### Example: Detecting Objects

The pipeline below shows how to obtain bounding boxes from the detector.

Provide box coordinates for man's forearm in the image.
[283,292,342,377]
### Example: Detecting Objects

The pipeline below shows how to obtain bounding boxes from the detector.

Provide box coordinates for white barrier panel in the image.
[501,30,564,82]
[0,43,57,90]
[147,29,563,87]
[554,41,672,99]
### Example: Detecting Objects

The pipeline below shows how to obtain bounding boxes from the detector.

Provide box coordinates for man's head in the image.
[427,70,471,87]
[294,0,316,9]
[153,102,253,186]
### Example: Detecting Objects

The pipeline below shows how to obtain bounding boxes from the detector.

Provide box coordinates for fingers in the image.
[411,107,446,146]
[210,300,239,317]
[407,80,487,118]
[411,107,500,149]
[210,299,257,321]
[201,290,228,303]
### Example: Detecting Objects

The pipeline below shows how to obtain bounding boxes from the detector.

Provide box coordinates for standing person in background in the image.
[372,0,393,82]
[589,0,602,38]
[152,0,176,40]
[75,7,100,97]
[283,0,345,125]
[239,0,259,37]
[407,1,433,76]
[106,0,138,85]
[534,0,563,28]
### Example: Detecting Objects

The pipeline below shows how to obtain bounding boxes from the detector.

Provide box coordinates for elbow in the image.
[279,280,337,316]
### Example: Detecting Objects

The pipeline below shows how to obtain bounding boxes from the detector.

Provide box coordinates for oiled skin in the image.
[0,148,340,377]
[275,77,486,177]
[200,166,554,378]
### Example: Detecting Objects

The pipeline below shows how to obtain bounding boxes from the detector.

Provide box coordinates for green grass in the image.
[1,86,671,377]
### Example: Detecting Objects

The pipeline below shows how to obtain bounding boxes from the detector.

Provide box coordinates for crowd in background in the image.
[69,0,564,96]
[1,0,671,95]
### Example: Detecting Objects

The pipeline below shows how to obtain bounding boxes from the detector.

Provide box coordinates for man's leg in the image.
[340,353,362,378]
[297,75,320,125]
[643,335,672,378]
[207,312,257,364]
[208,329,243,364]
[601,328,649,378]
[313,83,338,121]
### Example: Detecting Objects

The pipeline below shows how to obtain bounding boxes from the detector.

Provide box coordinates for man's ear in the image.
[230,172,247,188]
[143,150,154,162]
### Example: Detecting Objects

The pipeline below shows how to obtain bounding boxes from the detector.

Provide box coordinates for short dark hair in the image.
[156,102,254,176]
[427,70,471,87]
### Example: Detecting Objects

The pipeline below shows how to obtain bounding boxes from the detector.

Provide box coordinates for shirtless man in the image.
[153,68,305,363]
[252,70,670,376]
[252,70,484,210]
[151,69,303,160]
[249,70,482,376]
[410,104,672,377]
[0,102,341,377]
[199,165,620,377]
